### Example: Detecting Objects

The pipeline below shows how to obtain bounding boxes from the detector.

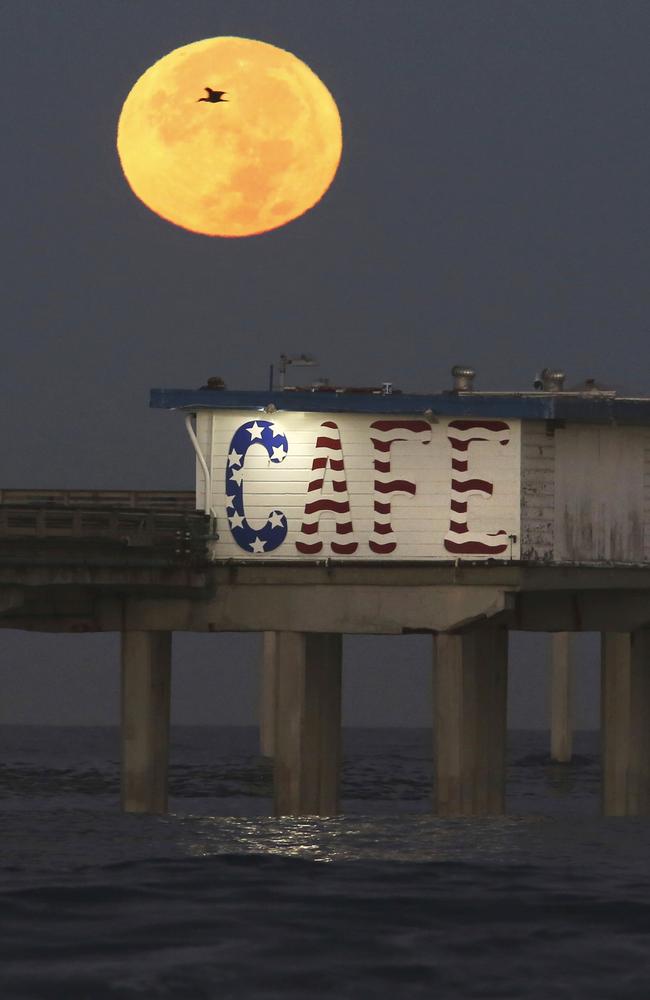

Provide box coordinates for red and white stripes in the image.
[295,421,358,555]
[369,420,432,554]
[444,420,511,555]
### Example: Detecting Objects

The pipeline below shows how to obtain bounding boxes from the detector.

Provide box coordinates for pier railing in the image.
[0,489,196,510]
[0,490,209,559]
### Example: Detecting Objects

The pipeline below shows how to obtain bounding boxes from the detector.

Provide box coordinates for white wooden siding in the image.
[196,410,521,561]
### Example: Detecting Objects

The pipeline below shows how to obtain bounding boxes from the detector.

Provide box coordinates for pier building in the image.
[3,369,650,817]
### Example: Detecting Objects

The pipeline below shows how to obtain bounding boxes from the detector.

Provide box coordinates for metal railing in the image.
[0,491,209,558]
[0,489,196,510]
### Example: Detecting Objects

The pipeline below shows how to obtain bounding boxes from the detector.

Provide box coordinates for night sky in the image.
[2,0,647,729]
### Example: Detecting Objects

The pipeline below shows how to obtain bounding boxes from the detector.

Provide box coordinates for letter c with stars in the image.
[225,420,289,553]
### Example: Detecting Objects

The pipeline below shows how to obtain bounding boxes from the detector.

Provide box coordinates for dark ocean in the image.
[2,725,649,999]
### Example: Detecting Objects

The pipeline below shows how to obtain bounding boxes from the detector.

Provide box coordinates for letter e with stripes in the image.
[444,419,511,555]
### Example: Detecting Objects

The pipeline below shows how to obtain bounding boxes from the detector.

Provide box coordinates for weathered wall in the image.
[195,409,521,561]
[643,431,650,562]
[554,425,646,563]
[520,421,555,562]
[520,422,648,564]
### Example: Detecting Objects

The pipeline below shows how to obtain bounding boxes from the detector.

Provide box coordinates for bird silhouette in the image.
[197,88,228,104]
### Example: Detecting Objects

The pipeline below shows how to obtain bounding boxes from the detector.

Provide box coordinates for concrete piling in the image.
[550,632,573,763]
[601,630,650,816]
[433,627,508,816]
[273,632,342,817]
[120,630,171,814]
[259,631,277,757]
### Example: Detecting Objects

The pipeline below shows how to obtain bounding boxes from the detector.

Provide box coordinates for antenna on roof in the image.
[270,353,319,390]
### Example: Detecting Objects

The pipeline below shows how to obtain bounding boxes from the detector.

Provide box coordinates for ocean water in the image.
[2,725,650,998]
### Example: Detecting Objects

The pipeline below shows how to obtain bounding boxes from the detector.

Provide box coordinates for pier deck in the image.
[1,488,648,818]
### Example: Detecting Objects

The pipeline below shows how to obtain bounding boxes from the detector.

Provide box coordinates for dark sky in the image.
[2,0,647,729]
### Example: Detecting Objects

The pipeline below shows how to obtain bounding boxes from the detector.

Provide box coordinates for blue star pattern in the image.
[225,420,289,554]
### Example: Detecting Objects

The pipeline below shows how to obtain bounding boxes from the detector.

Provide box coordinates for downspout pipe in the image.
[184,413,212,515]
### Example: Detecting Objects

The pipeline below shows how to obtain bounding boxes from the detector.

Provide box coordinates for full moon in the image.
[117,37,342,237]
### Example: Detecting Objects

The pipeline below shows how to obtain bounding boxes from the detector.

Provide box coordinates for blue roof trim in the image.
[149,388,650,424]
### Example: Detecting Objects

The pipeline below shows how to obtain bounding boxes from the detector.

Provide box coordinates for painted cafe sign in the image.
[196,411,521,561]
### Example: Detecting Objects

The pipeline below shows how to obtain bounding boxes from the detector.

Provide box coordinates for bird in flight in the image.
[197,87,228,104]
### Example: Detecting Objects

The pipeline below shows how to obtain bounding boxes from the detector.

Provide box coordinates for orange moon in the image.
[116,37,342,237]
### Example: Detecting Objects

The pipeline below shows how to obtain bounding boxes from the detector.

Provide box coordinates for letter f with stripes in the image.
[369,420,432,554]
[296,421,358,555]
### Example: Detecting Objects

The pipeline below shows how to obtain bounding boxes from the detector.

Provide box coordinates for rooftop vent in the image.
[200,376,226,390]
[534,368,565,392]
[570,377,616,395]
[451,366,475,391]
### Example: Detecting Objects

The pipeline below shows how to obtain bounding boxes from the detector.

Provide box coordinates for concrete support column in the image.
[601,630,650,816]
[121,630,171,814]
[274,632,342,817]
[433,627,508,816]
[550,632,573,763]
[259,631,277,757]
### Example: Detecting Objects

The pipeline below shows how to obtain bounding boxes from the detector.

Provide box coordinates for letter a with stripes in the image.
[296,421,358,555]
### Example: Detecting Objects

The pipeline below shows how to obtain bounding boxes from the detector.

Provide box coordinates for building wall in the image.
[644,432,650,562]
[520,421,555,562]
[554,424,646,563]
[520,422,648,564]
[195,409,522,561]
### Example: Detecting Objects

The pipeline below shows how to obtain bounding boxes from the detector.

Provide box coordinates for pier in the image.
[3,372,650,817]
